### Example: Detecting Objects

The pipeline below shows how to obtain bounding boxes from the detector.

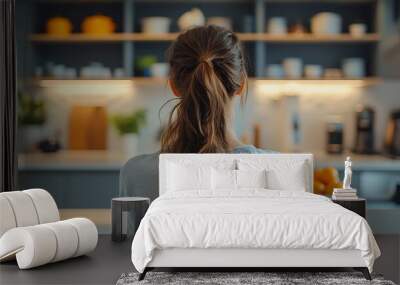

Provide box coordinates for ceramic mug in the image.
[283,58,303,78]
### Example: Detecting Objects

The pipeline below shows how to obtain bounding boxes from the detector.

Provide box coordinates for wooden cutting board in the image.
[69,105,107,150]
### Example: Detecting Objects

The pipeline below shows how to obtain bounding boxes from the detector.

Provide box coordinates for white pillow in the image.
[237,159,307,191]
[212,168,268,190]
[237,169,267,189]
[167,162,212,191]
[212,168,236,190]
[267,168,306,191]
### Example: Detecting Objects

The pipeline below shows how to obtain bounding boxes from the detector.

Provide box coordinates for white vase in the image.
[122,134,138,159]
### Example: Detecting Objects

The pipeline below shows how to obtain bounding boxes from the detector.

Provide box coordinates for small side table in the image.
[332,198,366,218]
[112,197,150,242]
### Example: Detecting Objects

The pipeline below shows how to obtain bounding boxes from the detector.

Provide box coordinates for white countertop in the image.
[18,151,128,171]
[18,150,400,171]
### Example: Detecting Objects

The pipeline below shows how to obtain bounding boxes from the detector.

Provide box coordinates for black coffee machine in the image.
[354,105,375,154]
[384,109,400,157]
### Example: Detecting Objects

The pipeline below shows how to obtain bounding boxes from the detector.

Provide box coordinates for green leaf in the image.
[110,109,147,135]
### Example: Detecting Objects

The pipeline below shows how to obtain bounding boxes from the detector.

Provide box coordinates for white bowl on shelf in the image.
[304,65,323,79]
[267,17,287,35]
[349,23,367,37]
[141,17,171,34]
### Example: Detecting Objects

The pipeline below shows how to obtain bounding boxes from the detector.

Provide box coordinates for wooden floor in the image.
[0,235,133,285]
[1,234,398,284]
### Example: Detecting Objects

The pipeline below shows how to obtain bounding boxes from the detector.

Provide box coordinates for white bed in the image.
[131,154,380,280]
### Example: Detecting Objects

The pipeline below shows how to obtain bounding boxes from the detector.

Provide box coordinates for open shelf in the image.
[243,33,380,43]
[254,77,382,86]
[31,77,168,87]
[31,76,382,86]
[24,0,386,81]
[30,33,179,42]
[30,33,380,43]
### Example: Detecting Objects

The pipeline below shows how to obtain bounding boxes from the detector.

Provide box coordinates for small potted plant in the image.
[111,109,146,158]
[135,55,157,77]
[18,92,47,152]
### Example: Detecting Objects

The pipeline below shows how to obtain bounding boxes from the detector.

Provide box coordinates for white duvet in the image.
[131,190,380,273]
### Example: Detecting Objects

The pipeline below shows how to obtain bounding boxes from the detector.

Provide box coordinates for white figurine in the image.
[343,156,352,189]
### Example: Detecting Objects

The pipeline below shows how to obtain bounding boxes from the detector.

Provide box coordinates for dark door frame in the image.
[0,0,17,192]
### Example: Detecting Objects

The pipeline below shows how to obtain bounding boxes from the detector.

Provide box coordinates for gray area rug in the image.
[116,272,396,285]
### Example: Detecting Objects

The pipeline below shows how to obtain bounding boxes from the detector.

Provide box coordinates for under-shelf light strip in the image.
[39,79,135,97]
[255,80,366,97]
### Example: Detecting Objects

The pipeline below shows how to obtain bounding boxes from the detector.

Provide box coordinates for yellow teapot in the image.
[82,15,116,35]
[46,17,73,36]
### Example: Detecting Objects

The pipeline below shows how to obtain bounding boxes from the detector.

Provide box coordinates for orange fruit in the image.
[46,17,73,36]
[314,180,326,195]
[315,167,339,185]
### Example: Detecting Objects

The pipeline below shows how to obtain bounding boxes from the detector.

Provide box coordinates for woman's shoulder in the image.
[119,152,160,200]
[122,146,277,170]
[122,152,159,174]
[231,145,277,154]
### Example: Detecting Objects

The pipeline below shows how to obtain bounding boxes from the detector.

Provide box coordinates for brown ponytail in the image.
[161,25,247,153]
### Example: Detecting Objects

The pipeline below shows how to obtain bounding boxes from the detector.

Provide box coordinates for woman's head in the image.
[161,25,247,153]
